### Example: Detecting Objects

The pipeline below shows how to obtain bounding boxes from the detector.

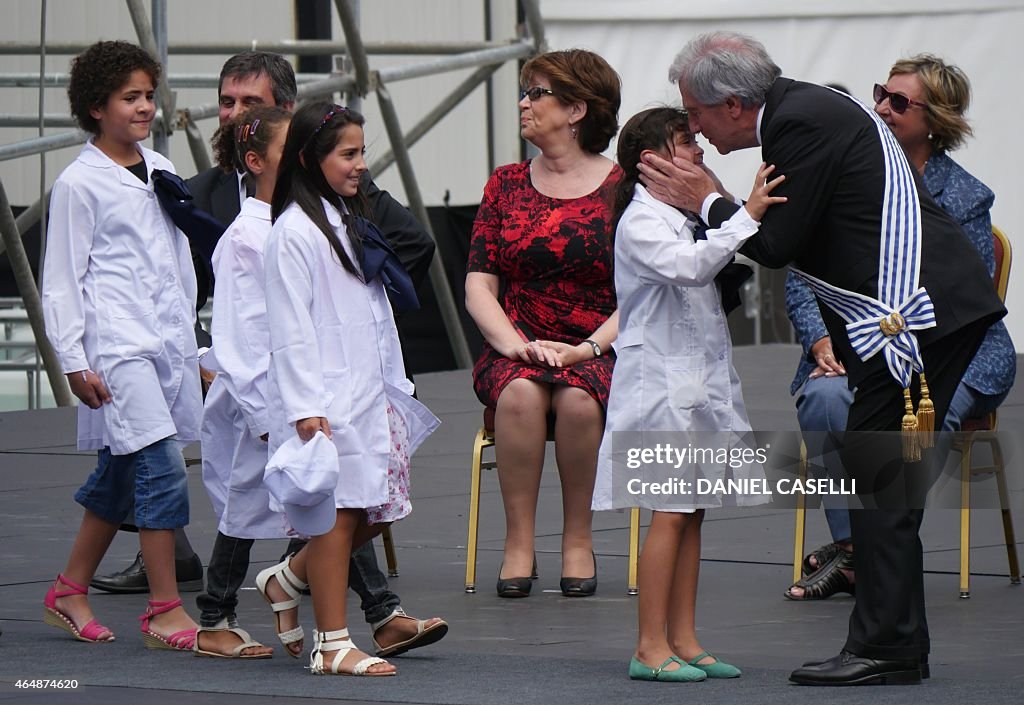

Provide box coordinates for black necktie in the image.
[686,213,753,314]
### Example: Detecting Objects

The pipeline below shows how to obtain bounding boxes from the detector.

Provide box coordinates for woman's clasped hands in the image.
[511,339,594,369]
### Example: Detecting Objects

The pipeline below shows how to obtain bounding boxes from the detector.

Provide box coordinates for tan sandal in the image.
[254,558,306,658]
[310,628,394,676]
[194,619,271,659]
[371,607,448,657]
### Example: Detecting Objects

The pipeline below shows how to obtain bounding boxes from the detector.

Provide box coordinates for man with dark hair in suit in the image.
[91,50,445,660]
[638,31,1005,686]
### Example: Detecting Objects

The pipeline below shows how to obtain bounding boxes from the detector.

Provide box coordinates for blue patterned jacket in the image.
[787,151,1016,397]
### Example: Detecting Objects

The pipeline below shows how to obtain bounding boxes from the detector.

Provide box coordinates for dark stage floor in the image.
[1,344,1021,704]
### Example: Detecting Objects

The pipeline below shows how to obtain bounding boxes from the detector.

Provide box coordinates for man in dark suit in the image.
[639,31,1005,686]
[92,50,444,660]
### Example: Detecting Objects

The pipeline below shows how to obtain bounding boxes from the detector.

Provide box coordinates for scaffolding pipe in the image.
[150,0,170,154]
[368,62,500,177]
[0,114,79,128]
[183,115,212,173]
[34,0,48,406]
[0,39,510,56]
[0,130,88,162]
[0,179,72,407]
[334,0,370,98]
[0,72,338,88]
[377,41,534,84]
[521,0,548,52]
[374,77,473,369]
[0,189,51,259]
[1,41,531,158]
[126,0,176,139]
[15,191,49,237]
[182,73,358,123]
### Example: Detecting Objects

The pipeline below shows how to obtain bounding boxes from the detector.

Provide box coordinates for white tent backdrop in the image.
[544,0,1024,345]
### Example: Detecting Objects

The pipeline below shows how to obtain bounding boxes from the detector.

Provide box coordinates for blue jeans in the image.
[795,375,855,543]
[75,437,189,529]
[797,375,1008,544]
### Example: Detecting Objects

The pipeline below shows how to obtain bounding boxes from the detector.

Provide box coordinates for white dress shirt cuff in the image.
[700,192,723,225]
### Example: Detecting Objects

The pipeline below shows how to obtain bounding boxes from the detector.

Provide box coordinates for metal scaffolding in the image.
[0,0,546,408]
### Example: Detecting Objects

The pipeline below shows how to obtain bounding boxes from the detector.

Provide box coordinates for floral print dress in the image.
[467,161,620,408]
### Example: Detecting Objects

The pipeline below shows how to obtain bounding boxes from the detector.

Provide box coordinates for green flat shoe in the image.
[629,656,707,682]
[688,650,742,678]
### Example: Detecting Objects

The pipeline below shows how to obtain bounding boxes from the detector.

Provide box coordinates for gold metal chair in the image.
[954,225,1020,598]
[792,227,1021,597]
[464,408,642,594]
[791,441,809,584]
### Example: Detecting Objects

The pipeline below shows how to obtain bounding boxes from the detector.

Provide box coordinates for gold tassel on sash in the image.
[902,388,921,462]
[916,372,935,448]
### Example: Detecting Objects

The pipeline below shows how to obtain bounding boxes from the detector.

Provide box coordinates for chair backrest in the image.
[992,225,1012,303]
[965,226,1012,433]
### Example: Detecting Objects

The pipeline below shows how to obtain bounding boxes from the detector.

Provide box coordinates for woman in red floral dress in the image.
[466,49,621,598]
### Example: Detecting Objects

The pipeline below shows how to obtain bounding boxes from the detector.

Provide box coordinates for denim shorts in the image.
[74,437,190,529]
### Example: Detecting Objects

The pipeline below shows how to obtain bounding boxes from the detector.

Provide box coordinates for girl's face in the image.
[320,123,367,197]
[669,129,704,166]
[90,69,156,149]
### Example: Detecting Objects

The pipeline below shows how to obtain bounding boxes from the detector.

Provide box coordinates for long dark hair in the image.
[271,101,370,277]
[612,107,691,234]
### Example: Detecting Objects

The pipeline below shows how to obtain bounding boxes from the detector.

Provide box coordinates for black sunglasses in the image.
[519,86,556,102]
[873,83,927,114]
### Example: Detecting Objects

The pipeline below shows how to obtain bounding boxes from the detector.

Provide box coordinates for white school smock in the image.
[264,199,439,510]
[42,140,202,455]
[592,184,767,512]
[201,198,284,538]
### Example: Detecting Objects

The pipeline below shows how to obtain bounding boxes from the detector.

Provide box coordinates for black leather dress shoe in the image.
[801,652,929,679]
[90,551,204,594]
[790,650,921,686]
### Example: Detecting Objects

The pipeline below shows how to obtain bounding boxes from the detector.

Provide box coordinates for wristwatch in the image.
[583,339,602,358]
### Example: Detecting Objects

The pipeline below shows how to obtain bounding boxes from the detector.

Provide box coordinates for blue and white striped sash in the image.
[792,89,936,388]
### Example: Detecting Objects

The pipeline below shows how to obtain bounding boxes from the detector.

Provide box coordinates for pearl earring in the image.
[570,126,578,139]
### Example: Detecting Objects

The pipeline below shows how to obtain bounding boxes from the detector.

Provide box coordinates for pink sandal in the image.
[43,574,115,643]
[139,598,197,651]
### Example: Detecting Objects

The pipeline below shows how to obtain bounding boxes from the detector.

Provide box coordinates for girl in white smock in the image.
[256,102,439,677]
[593,108,785,683]
[194,107,293,659]
[40,41,201,653]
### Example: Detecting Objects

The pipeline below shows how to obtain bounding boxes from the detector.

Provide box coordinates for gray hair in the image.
[218,51,297,107]
[668,31,780,108]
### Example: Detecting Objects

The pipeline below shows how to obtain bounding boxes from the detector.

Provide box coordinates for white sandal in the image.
[310,627,395,676]
[194,618,271,659]
[371,607,449,657]
[254,558,306,658]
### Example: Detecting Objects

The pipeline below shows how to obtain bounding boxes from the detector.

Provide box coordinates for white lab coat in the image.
[264,199,439,510]
[201,198,284,538]
[593,185,766,511]
[42,140,201,455]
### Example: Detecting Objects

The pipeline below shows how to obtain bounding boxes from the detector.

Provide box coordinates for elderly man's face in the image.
[679,84,753,155]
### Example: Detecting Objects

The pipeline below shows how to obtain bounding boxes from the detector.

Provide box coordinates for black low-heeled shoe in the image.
[785,546,854,600]
[497,557,537,598]
[560,551,597,597]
